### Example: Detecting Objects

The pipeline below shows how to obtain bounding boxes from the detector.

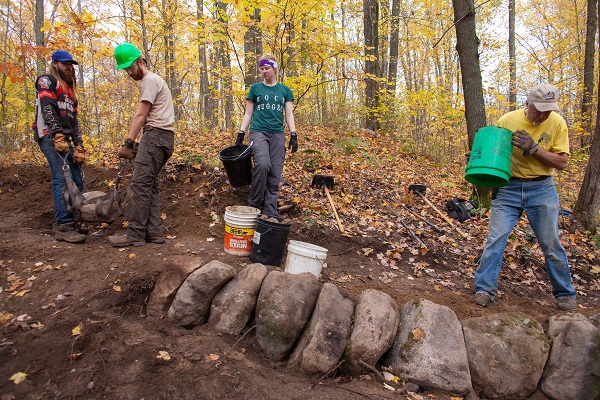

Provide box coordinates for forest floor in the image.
[0,129,599,399]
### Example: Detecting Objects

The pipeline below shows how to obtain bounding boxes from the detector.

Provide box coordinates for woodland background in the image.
[0,0,598,229]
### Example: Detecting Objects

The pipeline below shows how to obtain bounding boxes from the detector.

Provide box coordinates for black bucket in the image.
[219,144,252,187]
[250,217,292,266]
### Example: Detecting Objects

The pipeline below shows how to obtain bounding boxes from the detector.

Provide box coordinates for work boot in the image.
[474,292,494,307]
[55,223,87,243]
[73,221,89,235]
[556,298,577,310]
[146,235,165,244]
[108,233,146,247]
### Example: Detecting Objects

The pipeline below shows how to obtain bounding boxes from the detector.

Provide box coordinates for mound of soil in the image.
[0,163,598,400]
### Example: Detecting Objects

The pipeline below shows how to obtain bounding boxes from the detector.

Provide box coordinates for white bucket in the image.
[223,206,261,256]
[284,240,328,278]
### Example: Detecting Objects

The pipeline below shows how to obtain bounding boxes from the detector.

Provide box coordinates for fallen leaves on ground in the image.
[9,372,27,384]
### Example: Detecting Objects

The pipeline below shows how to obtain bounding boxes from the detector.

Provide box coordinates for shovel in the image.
[312,174,344,233]
[408,184,467,239]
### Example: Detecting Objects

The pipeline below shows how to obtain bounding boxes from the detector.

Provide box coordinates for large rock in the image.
[288,283,355,375]
[80,191,120,222]
[541,313,600,400]
[147,256,205,319]
[381,299,472,394]
[208,263,268,335]
[167,260,237,327]
[343,289,399,375]
[462,312,550,400]
[255,271,319,362]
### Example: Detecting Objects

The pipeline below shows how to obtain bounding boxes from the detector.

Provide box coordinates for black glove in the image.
[235,131,245,146]
[288,132,298,153]
[512,130,536,155]
[132,142,139,157]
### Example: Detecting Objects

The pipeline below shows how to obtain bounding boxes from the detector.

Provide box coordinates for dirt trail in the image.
[0,163,598,400]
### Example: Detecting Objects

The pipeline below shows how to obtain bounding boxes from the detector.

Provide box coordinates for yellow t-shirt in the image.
[497,109,569,178]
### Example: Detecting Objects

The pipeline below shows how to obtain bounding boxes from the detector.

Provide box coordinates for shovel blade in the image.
[312,174,335,189]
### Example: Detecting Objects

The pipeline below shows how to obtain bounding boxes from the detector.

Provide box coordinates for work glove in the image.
[132,142,139,157]
[235,130,245,146]
[118,138,135,159]
[73,146,86,165]
[53,133,69,155]
[512,130,538,156]
[288,131,298,153]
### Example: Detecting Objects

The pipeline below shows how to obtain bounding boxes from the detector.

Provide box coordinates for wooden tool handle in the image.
[324,186,344,233]
[418,192,467,238]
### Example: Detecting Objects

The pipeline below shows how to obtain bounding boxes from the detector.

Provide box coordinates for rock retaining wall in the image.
[151,257,600,399]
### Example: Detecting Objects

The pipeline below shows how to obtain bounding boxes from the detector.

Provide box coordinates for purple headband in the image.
[259,59,278,69]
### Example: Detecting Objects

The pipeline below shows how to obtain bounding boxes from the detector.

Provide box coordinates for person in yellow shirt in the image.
[474,83,577,310]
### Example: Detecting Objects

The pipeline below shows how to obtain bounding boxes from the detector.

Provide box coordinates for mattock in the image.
[408,184,467,239]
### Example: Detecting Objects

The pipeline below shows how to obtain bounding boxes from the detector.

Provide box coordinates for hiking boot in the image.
[474,292,494,307]
[146,235,165,244]
[55,223,87,243]
[556,298,577,310]
[108,233,146,247]
[73,221,89,235]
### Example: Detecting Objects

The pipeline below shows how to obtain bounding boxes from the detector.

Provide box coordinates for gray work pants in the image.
[126,127,174,239]
[248,131,286,216]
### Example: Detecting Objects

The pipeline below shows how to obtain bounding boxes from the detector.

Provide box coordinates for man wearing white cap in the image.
[474,83,577,310]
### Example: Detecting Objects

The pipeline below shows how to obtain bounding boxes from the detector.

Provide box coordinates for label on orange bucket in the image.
[224,224,255,255]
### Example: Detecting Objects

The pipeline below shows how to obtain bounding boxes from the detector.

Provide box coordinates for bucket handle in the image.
[233,141,253,161]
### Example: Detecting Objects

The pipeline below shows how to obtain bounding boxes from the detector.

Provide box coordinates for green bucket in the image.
[465,126,513,187]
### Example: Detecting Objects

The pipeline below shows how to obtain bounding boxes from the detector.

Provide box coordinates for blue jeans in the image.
[474,177,576,301]
[38,135,84,225]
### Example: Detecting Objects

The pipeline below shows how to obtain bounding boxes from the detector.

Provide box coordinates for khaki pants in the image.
[125,127,174,239]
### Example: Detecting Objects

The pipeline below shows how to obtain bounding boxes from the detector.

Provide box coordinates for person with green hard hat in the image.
[108,42,175,247]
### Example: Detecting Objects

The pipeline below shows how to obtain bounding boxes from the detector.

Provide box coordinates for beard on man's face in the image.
[58,65,75,85]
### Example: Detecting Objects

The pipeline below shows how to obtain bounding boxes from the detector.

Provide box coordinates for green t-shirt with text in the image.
[247,82,294,134]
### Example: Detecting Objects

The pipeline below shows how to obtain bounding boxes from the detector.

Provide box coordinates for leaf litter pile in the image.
[0,126,598,399]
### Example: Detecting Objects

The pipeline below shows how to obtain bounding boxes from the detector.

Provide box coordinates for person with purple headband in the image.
[236,54,298,217]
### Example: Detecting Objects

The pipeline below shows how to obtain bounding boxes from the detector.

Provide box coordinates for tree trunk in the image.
[572,1,600,234]
[18,1,30,141]
[580,0,597,146]
[139,0,150,66]
[215,1,233,129]
[162,0,181,120]
[34,0,44,75]
[197,0,213,128]
[1,0,9,162]
[508,0,517,110]
[76,0,84,89]
[243,8,262,89]
[387,0,400,97]
[363,0,379,131]
[572,105,600,233]
[452,0,488,203]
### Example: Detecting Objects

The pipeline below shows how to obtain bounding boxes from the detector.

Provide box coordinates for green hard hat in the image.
[114,42,142,70]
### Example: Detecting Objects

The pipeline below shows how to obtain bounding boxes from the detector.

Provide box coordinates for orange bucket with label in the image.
[223,206,260,256]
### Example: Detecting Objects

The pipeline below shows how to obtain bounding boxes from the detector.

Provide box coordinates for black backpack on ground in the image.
[446,197,478,222]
